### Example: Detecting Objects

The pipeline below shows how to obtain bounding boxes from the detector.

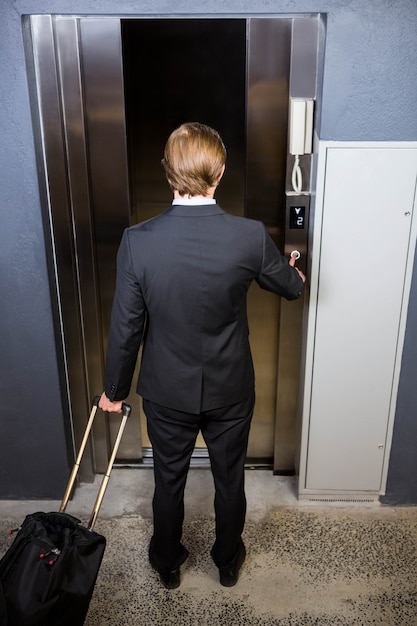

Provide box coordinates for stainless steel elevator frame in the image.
[25,14,321,479]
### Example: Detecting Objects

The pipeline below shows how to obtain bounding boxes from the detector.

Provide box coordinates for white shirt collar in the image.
[172,197,216,206]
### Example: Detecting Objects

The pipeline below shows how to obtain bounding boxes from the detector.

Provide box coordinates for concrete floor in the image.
[0,466,300,521]
[1,469,417,625]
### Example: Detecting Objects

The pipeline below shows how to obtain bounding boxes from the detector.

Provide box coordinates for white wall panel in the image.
[302,146,417,495]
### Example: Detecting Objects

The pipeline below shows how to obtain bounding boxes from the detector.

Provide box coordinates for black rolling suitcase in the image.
[0,396,131,626]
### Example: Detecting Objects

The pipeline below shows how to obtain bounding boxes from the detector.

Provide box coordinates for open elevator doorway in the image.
[119,18,294,468]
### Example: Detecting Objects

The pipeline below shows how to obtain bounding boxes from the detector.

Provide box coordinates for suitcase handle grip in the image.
[92,395,132,418]
[59,396,132,529]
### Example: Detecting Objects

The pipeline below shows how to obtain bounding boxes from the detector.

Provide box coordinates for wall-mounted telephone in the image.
[288,98,314,193]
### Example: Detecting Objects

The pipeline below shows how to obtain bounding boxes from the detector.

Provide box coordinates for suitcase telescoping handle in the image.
[59,395,131,530]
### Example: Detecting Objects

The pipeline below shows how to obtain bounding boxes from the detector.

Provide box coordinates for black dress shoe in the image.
[218,543,246,587]
[149,550,181,589]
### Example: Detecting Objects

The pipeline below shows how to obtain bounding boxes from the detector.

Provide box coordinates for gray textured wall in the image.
[1,0,417,499]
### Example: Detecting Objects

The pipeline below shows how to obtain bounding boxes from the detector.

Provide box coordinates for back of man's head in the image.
[162,122,226,197]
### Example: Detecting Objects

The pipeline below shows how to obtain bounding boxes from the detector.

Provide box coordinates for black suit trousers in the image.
[143,389,255,571]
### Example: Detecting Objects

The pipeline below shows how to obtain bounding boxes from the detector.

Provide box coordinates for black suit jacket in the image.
[105,203,303,413]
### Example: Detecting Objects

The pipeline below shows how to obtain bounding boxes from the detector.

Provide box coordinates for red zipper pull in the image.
[40,550,52,559]
[40,548,61,566]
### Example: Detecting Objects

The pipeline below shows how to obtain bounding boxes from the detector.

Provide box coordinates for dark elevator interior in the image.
[120,19,292,460]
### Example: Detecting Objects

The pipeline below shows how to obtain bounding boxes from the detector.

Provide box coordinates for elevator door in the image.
[121,18,291,461]
[28,15,311,476]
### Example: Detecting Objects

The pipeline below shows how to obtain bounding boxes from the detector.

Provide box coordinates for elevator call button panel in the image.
[289,206,306,229]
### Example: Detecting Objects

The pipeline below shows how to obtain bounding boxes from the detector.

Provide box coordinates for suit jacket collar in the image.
[165,203,225,217]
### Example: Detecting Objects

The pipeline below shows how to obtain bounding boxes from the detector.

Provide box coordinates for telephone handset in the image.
[288,98,314,193]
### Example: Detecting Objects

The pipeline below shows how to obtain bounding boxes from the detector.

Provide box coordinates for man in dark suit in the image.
[99,122,305,589]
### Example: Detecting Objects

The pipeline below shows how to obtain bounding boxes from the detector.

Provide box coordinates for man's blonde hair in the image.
[162,122,226,196]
